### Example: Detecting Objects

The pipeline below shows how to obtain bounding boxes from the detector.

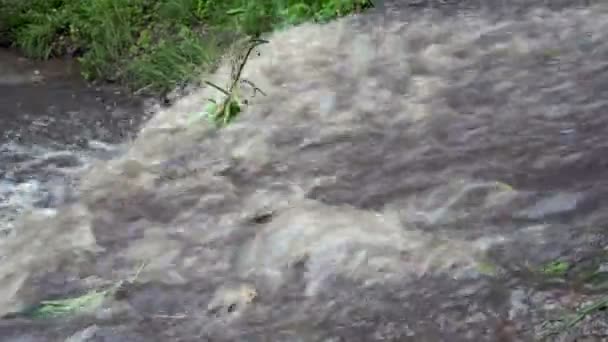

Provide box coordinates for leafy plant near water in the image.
[0,0,374,95]
[23,289,108,319]
[200,37,269,127]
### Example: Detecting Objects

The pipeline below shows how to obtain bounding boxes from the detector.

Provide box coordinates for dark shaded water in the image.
[2,1,608,341]
[0,48,151,235]
[0,49,148,146]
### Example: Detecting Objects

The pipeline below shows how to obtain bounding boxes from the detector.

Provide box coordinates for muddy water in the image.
[2,1,608,341]
[0,49,151,235]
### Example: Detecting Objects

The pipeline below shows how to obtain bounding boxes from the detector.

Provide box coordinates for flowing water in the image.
[2,1,608,341]
[0,49,151,237]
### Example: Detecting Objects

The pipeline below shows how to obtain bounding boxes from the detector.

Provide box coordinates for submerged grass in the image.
[23,290,108,319]
[539,260,571,278]
[541,296,608,340]
[0,0,374,96]
[200,37,269,127]
[12,262,147,320]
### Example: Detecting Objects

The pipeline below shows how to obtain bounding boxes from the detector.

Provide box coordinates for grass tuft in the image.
[10,262,147,320]
[539,260,571,278]
[196,37,269,127]
[24,290,108,319]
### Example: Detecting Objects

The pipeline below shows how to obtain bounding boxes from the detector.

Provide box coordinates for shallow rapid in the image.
[2,1,608,341]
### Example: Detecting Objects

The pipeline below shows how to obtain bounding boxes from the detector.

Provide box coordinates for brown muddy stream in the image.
[2,1,608,341]
[0,48,151,235]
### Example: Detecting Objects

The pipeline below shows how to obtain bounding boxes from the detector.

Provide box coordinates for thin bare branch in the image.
[204,81,231,96]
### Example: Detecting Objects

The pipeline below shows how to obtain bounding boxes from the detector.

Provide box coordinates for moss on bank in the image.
[0,0,373,96]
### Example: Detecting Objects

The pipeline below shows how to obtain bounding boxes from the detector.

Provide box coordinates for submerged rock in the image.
[1,1,608,341]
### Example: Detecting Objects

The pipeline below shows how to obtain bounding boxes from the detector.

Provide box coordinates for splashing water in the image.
[2,2,608,341]
[0,141,126,236]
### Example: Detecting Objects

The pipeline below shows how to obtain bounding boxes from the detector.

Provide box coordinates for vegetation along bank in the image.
[0,0,373,97]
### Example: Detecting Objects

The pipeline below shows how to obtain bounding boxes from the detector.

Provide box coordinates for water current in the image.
[2,1,608,341]
[0,49,150,237]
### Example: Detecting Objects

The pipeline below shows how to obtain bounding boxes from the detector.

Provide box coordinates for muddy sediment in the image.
[1,1,608,341]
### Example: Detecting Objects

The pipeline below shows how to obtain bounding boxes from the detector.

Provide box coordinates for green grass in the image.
[539,260,571,277]
[199,37,269,127]
[0,0,374,96]
[22,289,108,319]
[11,262,147,320]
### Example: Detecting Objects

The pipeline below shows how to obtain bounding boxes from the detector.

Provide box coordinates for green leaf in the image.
[226,8,246,15]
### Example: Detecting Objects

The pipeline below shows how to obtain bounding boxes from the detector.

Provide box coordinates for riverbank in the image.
[0,0,373,97]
